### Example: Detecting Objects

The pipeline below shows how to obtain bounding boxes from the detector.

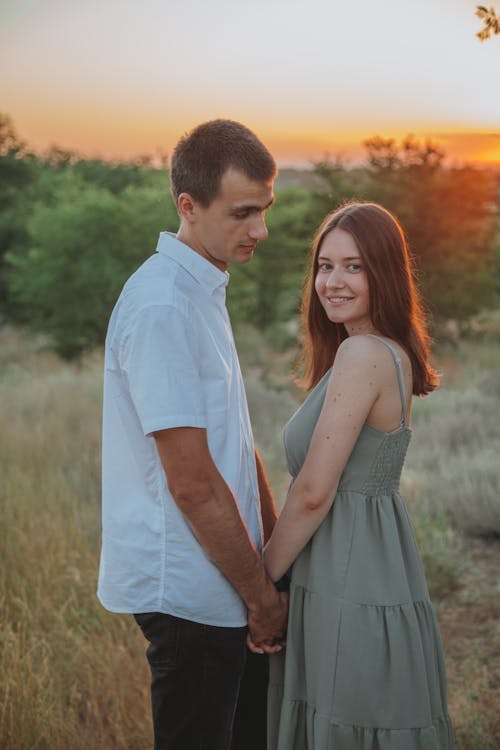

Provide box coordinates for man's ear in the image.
[177,192,198,223]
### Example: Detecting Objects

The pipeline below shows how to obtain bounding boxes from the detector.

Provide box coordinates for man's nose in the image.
[249,215,268,241]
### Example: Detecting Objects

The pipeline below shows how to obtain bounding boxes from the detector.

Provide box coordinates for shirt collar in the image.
[156,232,229,293]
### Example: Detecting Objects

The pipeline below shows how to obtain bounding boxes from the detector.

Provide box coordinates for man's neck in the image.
[176,227,228,272]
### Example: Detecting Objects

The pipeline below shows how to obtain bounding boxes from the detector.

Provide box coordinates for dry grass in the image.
[0,328,152,749]
[402,372,500,537]
[1,323,499,749]
[437,538,500,750]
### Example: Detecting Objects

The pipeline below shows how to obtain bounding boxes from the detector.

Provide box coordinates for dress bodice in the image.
[283,364,412,496]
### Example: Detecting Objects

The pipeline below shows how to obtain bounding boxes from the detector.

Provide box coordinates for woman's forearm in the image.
[264,483,335,581]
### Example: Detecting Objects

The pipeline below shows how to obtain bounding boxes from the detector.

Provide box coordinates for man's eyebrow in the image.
[230,196,275,212]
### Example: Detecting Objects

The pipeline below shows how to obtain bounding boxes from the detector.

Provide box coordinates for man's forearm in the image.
[153,427,287,645]
[174,470,274,609]
[170,465,288,647]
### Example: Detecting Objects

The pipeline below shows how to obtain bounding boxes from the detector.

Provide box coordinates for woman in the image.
[262,202,453,749]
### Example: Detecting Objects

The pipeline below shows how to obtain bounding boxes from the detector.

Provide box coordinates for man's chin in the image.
[234,247,256,264]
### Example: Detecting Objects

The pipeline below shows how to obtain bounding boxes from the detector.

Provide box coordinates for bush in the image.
[402,370,500,537]
[6,179,176,358]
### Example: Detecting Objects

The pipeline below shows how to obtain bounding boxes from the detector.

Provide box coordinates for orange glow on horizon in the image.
[2,0,499,176]
[10,107,500,168]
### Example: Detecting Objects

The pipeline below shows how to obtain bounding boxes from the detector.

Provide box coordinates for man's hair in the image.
[170,119,276,207]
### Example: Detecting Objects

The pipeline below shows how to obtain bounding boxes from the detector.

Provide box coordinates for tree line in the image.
[1,113,498,359]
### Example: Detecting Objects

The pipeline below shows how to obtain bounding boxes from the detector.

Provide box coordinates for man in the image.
[97,119,288,750]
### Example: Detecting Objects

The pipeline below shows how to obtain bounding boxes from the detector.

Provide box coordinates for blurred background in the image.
[1,1,499,748]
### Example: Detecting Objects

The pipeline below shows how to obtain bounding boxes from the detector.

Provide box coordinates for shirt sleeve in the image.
[120,303,207,436]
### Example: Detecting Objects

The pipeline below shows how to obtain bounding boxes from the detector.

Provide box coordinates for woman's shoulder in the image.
[330,335,389,386]
[334,334,410,382]
[338,334,408,361]
[336,333,388,362]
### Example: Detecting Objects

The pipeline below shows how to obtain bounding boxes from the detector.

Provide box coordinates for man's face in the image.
[186,167,275,271]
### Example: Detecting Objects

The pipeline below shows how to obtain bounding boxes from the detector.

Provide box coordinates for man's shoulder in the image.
[121,252,190,313]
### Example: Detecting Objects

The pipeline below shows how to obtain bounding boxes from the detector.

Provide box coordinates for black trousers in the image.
[134,612,268,750]
[231,648,269,750]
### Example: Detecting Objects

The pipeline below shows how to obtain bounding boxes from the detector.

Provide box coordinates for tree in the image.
[6,179,176,358]
[0,114,39,310]
[476,5,500,40]
[310,157,367,218]
[363,134,444,173]
[361,135,497,321]
[0,112,177,345]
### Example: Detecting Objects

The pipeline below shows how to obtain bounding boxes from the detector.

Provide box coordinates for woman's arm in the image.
[264,336,384,581]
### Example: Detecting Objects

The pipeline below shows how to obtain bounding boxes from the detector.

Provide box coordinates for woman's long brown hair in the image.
[296,202,439,396]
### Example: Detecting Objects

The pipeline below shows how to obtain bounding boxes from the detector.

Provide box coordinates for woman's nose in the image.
[325,268,344,288]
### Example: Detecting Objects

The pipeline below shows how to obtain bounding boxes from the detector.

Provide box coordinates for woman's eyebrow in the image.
[318,254,361,261]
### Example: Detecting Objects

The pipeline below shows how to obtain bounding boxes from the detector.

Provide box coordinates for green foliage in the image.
[0,112,180,357]
[70,157,155,194]
[360,135,497,321]
[1,112,499,358]
[6,179,176,358]
[310,157,366,215]
[0,112,173,316]
[0,115,39,308]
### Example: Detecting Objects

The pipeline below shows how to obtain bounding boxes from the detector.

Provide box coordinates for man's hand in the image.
[247,585,288,654]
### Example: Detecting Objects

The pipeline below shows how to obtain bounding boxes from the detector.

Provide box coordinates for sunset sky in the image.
[1,0,499,166]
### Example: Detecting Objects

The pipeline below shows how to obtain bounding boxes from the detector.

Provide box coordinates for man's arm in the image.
[153,427,287,648]
[254,448,279,544]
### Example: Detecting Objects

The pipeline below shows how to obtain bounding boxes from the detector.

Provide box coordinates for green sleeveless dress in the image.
[268,335,454,749]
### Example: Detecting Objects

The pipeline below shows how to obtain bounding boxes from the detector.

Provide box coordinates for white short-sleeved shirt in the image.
[97,232,263,626]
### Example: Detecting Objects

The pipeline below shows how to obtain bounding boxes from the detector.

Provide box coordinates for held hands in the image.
[245,630,286,655]
[246,587,288,655]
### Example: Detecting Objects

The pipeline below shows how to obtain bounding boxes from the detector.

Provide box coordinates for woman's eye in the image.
[347,263,361,272]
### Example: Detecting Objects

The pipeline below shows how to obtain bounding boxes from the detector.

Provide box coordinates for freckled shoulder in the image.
[335,335,386,363]
[333,336,390,384]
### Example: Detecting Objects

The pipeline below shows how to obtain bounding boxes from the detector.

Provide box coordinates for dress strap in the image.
[367,334,408,427]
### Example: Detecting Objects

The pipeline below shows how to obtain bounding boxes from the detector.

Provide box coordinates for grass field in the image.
[1,323,499,749]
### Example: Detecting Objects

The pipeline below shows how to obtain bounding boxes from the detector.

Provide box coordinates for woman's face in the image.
[314,227,373,336]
